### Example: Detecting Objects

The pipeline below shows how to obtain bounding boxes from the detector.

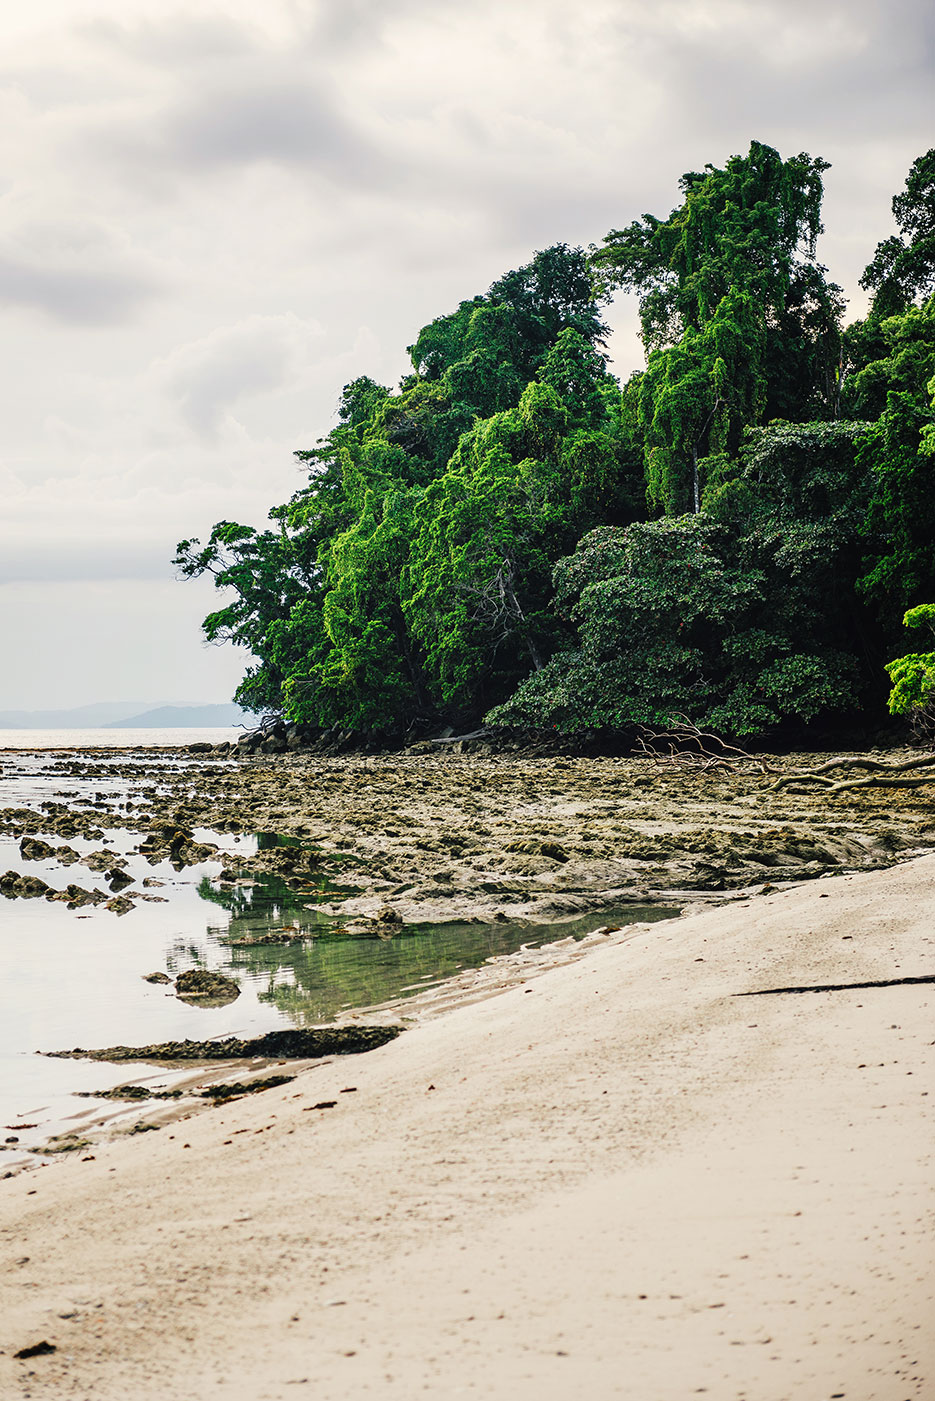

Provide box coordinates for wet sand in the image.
[1,849,932,1399]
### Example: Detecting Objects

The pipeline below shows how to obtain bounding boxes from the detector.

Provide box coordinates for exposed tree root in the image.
[771,752,935,793]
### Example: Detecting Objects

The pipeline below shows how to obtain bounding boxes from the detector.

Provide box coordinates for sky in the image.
[1,0,932,710]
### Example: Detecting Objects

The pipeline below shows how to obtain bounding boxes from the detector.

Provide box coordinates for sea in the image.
[0,727,244,750]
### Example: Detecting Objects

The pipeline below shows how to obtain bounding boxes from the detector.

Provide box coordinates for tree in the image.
[854,297,935,623]
[490,420,870,737]
[401,343,643,717]
[885,604,935,741]
[592,141,844,515]
[179,246,621,726]
[860,149,935,316]
[843,150,935,390]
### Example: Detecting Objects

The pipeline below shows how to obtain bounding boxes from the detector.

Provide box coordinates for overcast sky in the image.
[1,0,932,709]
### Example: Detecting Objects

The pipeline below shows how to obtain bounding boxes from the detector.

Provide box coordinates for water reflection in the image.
[196,860,679,1026]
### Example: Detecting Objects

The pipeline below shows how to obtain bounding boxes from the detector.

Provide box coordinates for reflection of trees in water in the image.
[230,921,546,1027]
[197,871,338,929]
[192,858,682,1030]
[165,938,211,974]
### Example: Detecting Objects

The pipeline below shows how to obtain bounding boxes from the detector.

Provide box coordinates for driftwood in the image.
[633,717,777,774]
[771,752,935,794]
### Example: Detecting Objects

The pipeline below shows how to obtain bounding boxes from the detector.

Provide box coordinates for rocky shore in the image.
[2,743,933,926]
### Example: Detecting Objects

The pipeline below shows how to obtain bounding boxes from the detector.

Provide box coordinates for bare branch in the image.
[632,716,776,773]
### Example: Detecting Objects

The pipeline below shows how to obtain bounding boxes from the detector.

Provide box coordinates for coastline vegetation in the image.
[176,141,935,743]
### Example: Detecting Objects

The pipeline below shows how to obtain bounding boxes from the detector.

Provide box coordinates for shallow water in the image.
[1,749,678,1163]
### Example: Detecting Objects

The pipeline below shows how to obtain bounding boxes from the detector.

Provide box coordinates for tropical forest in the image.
[176,141,935,747]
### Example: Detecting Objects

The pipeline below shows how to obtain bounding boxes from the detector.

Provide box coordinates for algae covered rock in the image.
[1,871,52,899]
[175,968,241,1004]
[46,1024,404,1062]
[18,836,56,861]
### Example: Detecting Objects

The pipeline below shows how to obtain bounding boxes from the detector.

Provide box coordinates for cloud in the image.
[0,253,155,325]
[0,539,170,585]
[154,313,326,436]
[0,0,931,710]
[0,221,160,325]
[160,76,378,180]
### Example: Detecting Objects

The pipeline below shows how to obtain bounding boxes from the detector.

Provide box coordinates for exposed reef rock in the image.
[45,1025,404,1062]
[174,968,241,1004]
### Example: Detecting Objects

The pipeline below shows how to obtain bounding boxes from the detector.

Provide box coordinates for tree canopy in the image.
[179,143,935,743]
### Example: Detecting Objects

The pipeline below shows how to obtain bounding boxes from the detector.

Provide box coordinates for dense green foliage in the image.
[885,605,935,737]
[489,421,868,735]
[179,143,935,742]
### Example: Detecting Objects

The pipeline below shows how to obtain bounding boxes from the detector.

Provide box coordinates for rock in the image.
[138,825,218,867]
[200,1075,295,1100]
[187,742,213,754]
[374,905,402,924]
[105,895,135,915]
[47,1025,404,1062]
[142,972,172,984]
[142,877,165,888]
[48,884,106,908]
[107,869,135,892]
[1,871,52,899]
[81,850,117,873]
[18,836,55,861]
[14,1341,57,1360]
[175,968,240,1003]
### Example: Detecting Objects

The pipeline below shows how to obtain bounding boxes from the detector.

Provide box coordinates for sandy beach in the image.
[2,847,932,1399]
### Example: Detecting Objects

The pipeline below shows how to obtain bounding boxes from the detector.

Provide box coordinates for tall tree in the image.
[854,296,935,622]
[860,149,935,316]
[592,141,844,513]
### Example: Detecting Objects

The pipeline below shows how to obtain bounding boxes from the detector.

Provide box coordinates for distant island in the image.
[0,702,251,729]
[108,704,251,729]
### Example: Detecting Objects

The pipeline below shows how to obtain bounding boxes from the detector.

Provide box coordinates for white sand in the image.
[2,856,933,1399]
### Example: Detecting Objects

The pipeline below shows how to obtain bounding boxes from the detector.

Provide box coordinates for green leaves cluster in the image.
[885,605,935,734]
[491,421,868,736]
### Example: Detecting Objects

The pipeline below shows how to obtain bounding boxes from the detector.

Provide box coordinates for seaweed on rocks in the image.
[174,968,240,1002]
[200,1075,295,1099]
[44,1025,403,1062]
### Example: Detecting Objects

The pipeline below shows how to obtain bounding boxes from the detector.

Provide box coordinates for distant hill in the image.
[0,702,251,729]
[0,701,159,729]
[109,704,251,729]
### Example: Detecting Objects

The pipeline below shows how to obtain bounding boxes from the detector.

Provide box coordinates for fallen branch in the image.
[633,717,777,774]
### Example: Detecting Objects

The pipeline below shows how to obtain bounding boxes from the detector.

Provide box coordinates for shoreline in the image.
[1,852,932,1398]
[2,742,933,1168]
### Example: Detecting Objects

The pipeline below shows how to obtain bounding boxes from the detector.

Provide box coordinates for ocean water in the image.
[0,727,244,750]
